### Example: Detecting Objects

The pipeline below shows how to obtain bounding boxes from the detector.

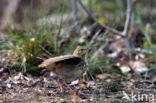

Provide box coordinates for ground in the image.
[0,72,156,103]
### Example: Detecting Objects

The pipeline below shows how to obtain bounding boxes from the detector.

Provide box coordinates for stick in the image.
[77,0,133,57]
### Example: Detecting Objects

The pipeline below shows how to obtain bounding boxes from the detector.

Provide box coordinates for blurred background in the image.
[0,0,156,29]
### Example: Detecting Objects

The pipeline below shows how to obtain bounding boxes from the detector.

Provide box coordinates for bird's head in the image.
[73,46,88,59]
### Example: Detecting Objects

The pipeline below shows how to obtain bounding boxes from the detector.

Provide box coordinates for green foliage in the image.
[26,64,40,73]
[146,51,156,63]
[143,32,153,48]
[92,2,103,12]
[148,54,156,62]
[135,10,142,24]
[88,55,110,73]
[1,25,63,72]
[149,66,156,71]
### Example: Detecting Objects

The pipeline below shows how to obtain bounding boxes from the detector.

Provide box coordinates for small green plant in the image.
[1,25,63,72]
[88,56,109,72]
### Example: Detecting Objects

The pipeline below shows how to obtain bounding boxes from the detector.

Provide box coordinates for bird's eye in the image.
[80,49,84,52]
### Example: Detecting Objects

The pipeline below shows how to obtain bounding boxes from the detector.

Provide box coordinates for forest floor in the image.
[0,71,156,103]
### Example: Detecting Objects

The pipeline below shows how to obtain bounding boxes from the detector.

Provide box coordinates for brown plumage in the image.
[38,46,87,82]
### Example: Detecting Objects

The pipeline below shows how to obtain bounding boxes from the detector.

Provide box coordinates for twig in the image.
[77,0,123,37]
[39,46,53,57]
[77,0,133,57]
[121,0,132,36]
[89,29,109,45]
[122,0,133,58]
[89,29,102,44]
[77,0,133,37]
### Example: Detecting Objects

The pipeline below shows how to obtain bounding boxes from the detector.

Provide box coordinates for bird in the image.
[38,46,88,82]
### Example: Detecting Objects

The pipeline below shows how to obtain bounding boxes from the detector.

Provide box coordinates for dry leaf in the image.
[96,73,112,80]
[129,61,148,73]
[120,65,131,74]
[6,83,11,88]
[70,80,79,85]
[87,81,95,87]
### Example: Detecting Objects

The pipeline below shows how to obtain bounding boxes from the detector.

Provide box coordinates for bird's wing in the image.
[38,55,83,68]
[54,56,85,67]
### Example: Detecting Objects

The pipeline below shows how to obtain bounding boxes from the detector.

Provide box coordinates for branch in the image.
[77,0,133,38]
[77,0,133,57]
[122,0,133,58]
[77,0,123,36]
[122,0,132,36]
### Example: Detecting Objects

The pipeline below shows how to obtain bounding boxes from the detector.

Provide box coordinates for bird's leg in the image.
[63,80,74,91]
[57,79,73,92]
[82,64,89,82]
[57,78,64,92]
[83,72,87,82]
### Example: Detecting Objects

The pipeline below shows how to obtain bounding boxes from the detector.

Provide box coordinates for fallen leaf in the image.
[129,61,148,74]
[96,73,112,80]
[70,80,79,85]
[120,65,131,74]
[6,83,11,88]
[87,81,95,87]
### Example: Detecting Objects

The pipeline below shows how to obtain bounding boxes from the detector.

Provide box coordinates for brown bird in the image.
[38,46,88,82]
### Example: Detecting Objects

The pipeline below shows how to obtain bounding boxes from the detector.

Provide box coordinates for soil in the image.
[0,72,156,103]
